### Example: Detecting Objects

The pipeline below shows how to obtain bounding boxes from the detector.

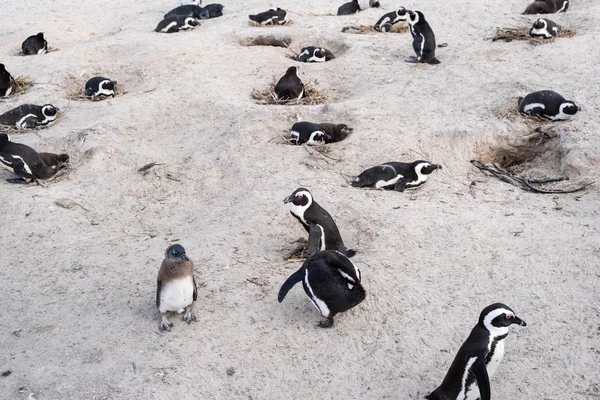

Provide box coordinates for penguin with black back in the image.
[337,0,360,15]
[529,18,560,38]
[278,250,366,328]
[290,122,353,145]
[0,64,16,97]
[83,77,117,99]
[249,7,288,25]
[155,16,199,33]
[274,67,304,101]
[352,160,441,191]
[518,90,579,120]
[555,0,569,12]
[297,47,335,63]
[0,133,69,184]
[523,0,557,14]
[407,10,440,64]
[426,303,527,400]
[0,104,59,130]
[374,7,408,32]
[21,33,48,55]
[203,4,224,18]
[180,0,201,5]
[284,188,356,258]
[165,5,209,19]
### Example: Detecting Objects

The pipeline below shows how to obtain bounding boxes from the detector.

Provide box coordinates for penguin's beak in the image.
[283,195,292,204]
[431,164,442,170]
[513,316,527,327]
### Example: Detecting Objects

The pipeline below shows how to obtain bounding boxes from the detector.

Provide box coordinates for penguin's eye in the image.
[506,314,514,320]
[295,193,303,198]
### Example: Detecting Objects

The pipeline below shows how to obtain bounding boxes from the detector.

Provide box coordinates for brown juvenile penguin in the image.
[274,66,304,101]
[156,244,198,331]
[318,123,354,143]
[523,0,557,14]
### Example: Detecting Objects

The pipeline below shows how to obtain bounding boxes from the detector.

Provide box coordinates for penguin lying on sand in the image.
[352,161,441,191]
[155,16,199,33]
[284,188,356,258]
[529,18,560,38]
[21,33,48,55]
[165,5,209,19]
[518,90,579,120]
[156,244,198,332]
[337,0,360,15]
[297,47,335,63]
[0,64,16,97]
[290,122,353,145]
[83,77,117,99]
[278,250,366,328]
[274,67,304,101]
[0,133,69,184]
[374,7,408,32]
[407,10,440,64]
[0,104,59,130]
[203,4,224,18]
[426,303,527,400]
[523,0,557,14]
[249,8,288,25]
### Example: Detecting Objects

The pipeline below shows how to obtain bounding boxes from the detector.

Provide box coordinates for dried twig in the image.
[491,27,576,43]
[252,79,328,105]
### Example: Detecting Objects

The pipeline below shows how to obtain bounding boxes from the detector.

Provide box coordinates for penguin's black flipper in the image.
[278,267,304,303]
[6,177,29,184]
[320,250,360,283]
[307,223,323,255]
[192,277,198,301]
[156,279,162,308]
[473,354,491,400]
[394,178,409,192]
[11,158,35,182]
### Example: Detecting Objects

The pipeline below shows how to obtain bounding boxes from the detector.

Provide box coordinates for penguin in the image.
[0,64,16,97]
[374,7,408,32]
[555,0,569,12]
[369,0,380,8]
[249,8,288,25]
[165,5,209,20]
[283,188,356,258]
[0,133,69,184]
[290,122,331,145]
[278,250,366,328]
[351,161,442,192]
[523,0,557,14]
[156,244,198,332]
[529,18,560,38]
[337,0,361,16]
[203,4,224,18]
[316,123,353,143]
[83,77,117,99]
[180,0,201,5]
[517,90,579,120]
[21,33,48,55]
[155,16,199,33]
[0,104,59,130]
[407,10,440,64]
[426,303,527,400]
[297,47,335,63]
[274,67,304,101]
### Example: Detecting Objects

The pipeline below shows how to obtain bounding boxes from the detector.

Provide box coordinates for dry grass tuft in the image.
[67,84,126,102]
[240,35,292,48]
[342,23,408,34]
[252,79,328,105]
[491,27,576,43]
[12,76,33,95]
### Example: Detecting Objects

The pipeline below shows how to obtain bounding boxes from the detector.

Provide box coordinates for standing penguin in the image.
[407,10,440,64]
[374,7,408,32]
[297,47,335,63]
[529,18,560,38]
[83,77,117,99]
[337,0,361,15]
[21,33,48,55]
[0,104,59,130]
[284,188,356,257]
[155,16,199,33]
[249,8,288,25]
[278,250,366,328]
[518,90,579,120]
[0,133,69,184]
[426,303,527,400]
[351,160,442,191]
[523,0,557,14]
[274,67,304,101]
[156,244,198,332]
[0,64,16,97]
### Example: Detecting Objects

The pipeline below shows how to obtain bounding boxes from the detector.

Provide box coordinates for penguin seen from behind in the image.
[21,33,48,55]
[274,67,304,101]
[0,64,16,97]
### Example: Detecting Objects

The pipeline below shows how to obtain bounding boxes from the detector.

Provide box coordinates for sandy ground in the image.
[0,0,599,399]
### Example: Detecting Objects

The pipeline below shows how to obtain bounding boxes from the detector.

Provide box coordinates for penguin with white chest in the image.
[274,67,304,101]
[278,250,366,328]
[352,160,442,191]
[0,104,59,130]
[83,77,117,100]
[0,134,69,184]
[156,244,198,332]
[297,47,335,63]
[529,18,560,38]
[249,7,288,25]
[155,16,199,33]
[518,90,579,120]
[0,64,16,97]
[407,10,440,64]
[21,33,48,55]
[290,122,353,145]
[426,303,527,400]
[374,7,408,32]
[284,188,356,258]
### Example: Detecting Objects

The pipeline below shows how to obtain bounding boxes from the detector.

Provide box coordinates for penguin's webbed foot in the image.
[159,315,174,332]
[6,177,29,184]
[404,56,418,63]
[182,311,197,325]
[317,317,334,328]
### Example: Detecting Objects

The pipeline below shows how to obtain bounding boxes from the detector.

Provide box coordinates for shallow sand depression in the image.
[0,0,599,399]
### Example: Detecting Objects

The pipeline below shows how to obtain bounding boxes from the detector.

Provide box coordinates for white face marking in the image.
[306,131,326,145]
[523,102,546,113]
[158,276,195,313]
[290,130,300,141]
[183,18,197,29]
[405,162,431,188]
[16,114,37,129]
[552,102,576,120]
[288,190,312,224]
[96,80,115,97]
[483,307,513,337]
[304,269,330,317]
[41,106,57,124]
[4,85,13,97]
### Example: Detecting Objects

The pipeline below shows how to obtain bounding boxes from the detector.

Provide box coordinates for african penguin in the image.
[337,0,361,16]
[0,133,69,184]
[426,303,527,400]
[274,67,304,101]
[165,5,209,20]
[21,33,48,55]
[290,122,353,145]
[155,16,199,33]
[278,250,366,328]
[203,4,224,18]
[374,7,408,32]
[0,64,16,97]
[529,18,560,38]
[407,10,440,64]
[180,0,201,5]
[284,188,356,258]
[83,77,117,99]
[0,104,59,130]
[352,161,442,191]
[249,8,288,25]
[518,90,579,120]
[523,0,557,14]
[297,47,335,63]
[156,244,198,332]
[555,0,569,12]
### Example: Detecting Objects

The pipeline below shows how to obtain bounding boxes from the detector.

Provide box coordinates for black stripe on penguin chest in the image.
[290,211,310,233]
[485,334,507,364]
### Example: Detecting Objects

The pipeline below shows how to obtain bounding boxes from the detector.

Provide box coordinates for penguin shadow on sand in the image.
[65,73,125,102]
